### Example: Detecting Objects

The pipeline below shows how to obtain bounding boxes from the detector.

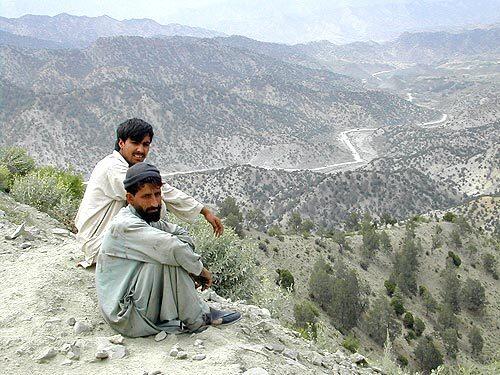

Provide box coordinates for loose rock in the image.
[176,351,188,359]
[95,350,108,359]
[154,331,167,342]
[108,345,128,359]
[264,343,285,353]
[6,222,26,240]
[109,334,125,345]
[169,348,179,357]
[193,339,204,347]
[350,353,367,366]
[20,242,31,249]
[283,349,298,360]
[35,347,58,363]
[74,321,92,334]
[192,353,206,361]
[67,317,76,326]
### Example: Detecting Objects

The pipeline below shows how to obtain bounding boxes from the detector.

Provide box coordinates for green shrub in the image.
[365,294,401,346]
[294,300,319,339]
[443,212,456,222]
[483,253,498,279]
[384,279,396,296]
[183,221,257,300]
[397,354,408,367]
[37,166,84,200]
[0,165,13,192]
[390,296,405,316]
[11,171,67,212]
[0,146,35,176]
[405,329,417,342]
[342,334,360,353]
[419,285,427,296]
[276,268,295,291]
[468,326,483,356]
[414,317,426,336]
[403,312,414,329]
[414,336,443,373]
[461,278,486,312]
[447,251,462,267]
[267,225,283,238]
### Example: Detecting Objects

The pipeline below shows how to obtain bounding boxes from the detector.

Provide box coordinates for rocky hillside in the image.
[0,36,436,174]
[0,192,386,375]
[0,13,223,48]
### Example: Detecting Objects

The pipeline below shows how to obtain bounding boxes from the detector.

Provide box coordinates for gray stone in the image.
[0,210,5,217]
[350,353,367,366]
[95,350,108,359]
[192,353,206,361]
[108,345,128,359]
[255,321,272,333]
[150,371,163,375]
[20,242,31,249]
[44,317,61,324]
[73,321,92,334]
[193,339,204,347]
[52,228,71,236]
[35,347,58,363]
[283,349,298,360]
[108,334,125,345]
[176,351,188,359]
[6,222,25,240]
[67,317,76,326]
[242,368,269,375]
[264,343,285,352]
[154,331,167,342]
[169,348,179,357]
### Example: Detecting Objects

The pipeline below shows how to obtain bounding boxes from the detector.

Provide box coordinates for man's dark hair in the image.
[125,175,163,196]
[114,118,154,151]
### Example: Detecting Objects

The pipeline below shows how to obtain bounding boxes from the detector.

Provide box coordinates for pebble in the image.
[192,353,206,361]
[283,349,298,360]
[176,351,188,359]
[109,334,125,345]
[67,317,76,326]
[95,350,108,359]
[35,347,58,363]
[60,358,72,366]
[350,353,367,366]
[52,228,71,236]
[5,222,25,240]
[74,321,92,334]
[20,242,31,249]
[108,345,128,359]
[255,321,272,332]
[169,348,179,357]
[264,343,285,352]
[0,209,5,217]
[243,368,269,375]
[193,339,204,347]
[44,317,61,324]
[150,371,163,375]
[154,331,167,342]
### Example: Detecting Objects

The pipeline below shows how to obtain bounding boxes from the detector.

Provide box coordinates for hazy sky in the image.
[0,0,407,23]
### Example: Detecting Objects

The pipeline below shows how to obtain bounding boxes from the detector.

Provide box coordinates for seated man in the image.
[96,162,240,336]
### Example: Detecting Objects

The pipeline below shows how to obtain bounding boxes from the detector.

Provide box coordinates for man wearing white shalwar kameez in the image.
[75,118,223,267]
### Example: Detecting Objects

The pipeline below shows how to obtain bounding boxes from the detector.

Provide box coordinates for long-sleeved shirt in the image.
[75,151,203,267]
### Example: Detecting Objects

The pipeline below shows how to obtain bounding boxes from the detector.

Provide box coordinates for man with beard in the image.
[96,162,241,336]
[75,118,223,267]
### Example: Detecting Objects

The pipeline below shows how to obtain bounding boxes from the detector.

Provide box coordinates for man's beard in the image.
[136,206,161,223]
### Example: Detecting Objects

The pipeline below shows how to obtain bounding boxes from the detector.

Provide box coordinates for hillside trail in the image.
[0,193,380,375]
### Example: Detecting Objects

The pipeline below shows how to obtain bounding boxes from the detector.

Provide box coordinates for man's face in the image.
[119,135,151,165]
[126,183,162,222]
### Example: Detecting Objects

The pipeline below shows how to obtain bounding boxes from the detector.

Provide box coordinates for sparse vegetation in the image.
[414,336,443,374]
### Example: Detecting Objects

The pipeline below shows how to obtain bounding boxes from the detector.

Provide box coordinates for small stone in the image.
[193,339,204,347]
[176,351,188,359]
[6,222,25,240]
[109,334,125,345]
[35,347,58,363]
[67,317,76,326]
[108,345,128,359]
[0,210,5,217]
[20,242,31,249]
[60,358,72,366]
[260,308,271,318]
[192,353,206,361]
[154,331,167,342]
[95,350,108,359]
[150,371,163,375]
[350,353,367,366]
[283,349,298,360]
[44,317,61,324]
[52,228,71,236]
[169,348,179,357]
[74,321,92,334]
[255,321,272,332]
[264,343,285,353]
[242,368,269,375]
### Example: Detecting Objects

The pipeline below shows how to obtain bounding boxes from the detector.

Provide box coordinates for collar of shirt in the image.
[113,150,130,166]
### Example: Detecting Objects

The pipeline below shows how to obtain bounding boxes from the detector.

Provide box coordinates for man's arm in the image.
[162,183,224,237]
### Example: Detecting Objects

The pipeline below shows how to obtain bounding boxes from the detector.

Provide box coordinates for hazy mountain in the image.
[0,13,224,48]
[169,0,500,44]
[0,29,65,49]
[0,35,436,173]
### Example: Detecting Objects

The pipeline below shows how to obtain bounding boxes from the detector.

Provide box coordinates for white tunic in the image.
[75,151,203,266]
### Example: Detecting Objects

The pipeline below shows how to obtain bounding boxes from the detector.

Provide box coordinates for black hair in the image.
[125,175,163,196]
[114,118,154,151]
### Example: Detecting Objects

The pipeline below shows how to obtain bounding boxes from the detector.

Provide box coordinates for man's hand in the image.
[201,207,224,237]
[190,267,213,290]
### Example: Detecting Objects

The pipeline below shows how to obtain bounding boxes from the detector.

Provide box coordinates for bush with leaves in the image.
[384,279,396,296]
[0,165,13,192]
[218,196,244,236]
[443,212,456,222]
[0,146,35,177]
[379,230,392,252]
[392,228,420,295]
[447,251,461,267]
[482,253,498,279]
[276,268,294,291]
[414,317,426,337]
[294,300,319,339]
[364,294,401,346]
[441,266,461,313]
[449,229,462,248]
[342,333,360,353]
[391,295,405,316]
[182,220,257,300]
[403,312,414,329]
[441,328,459,359]
[332,230,352,253]
[414,336,443,374]
[437,304,458,333]
[468,326,483,356]
[309,259,366,332]
[422,289,438,316]
[461,278,486,312]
